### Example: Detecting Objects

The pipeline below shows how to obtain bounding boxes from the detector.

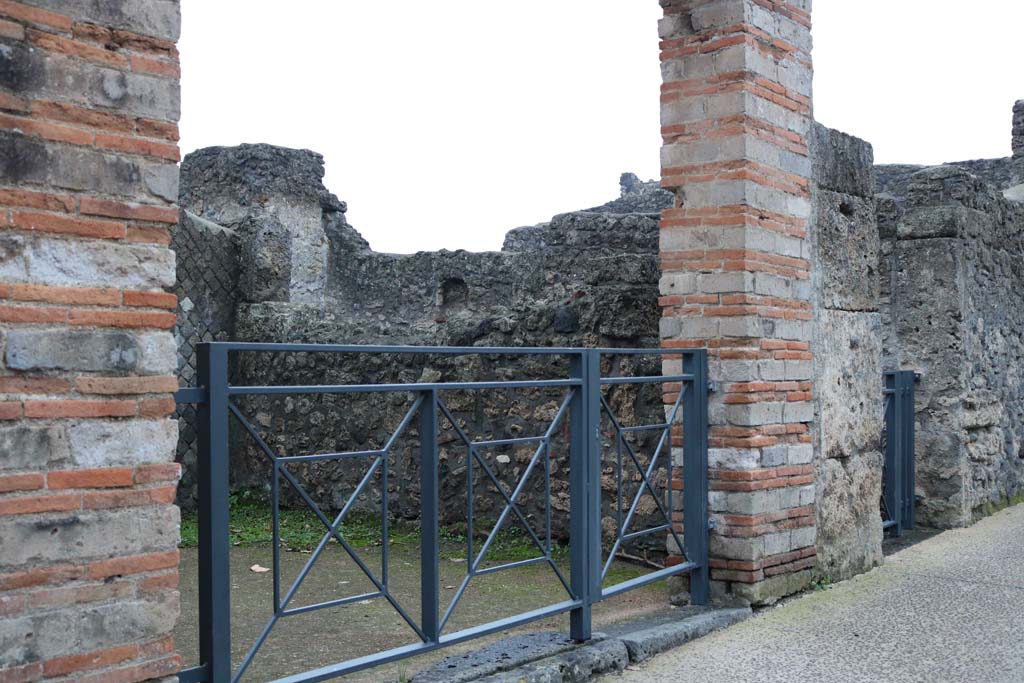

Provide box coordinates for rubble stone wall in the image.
[1013,100,1024,158]
[176,146,677,552]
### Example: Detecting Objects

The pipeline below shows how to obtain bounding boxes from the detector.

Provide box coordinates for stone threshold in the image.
[402,605,751,683]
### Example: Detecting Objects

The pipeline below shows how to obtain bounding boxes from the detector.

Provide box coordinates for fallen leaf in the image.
[445,585,456,590]
[449,558,466,563]
[496,455,511,464]
[249,564,271,573]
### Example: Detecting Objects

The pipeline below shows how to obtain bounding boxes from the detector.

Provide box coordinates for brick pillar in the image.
[659,0,816,605]
[0,2,182,681]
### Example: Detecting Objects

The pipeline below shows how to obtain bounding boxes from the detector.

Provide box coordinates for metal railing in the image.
[882,370,917,535]
[177,343,710,683]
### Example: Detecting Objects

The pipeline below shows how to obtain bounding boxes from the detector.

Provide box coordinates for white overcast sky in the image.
[179,1,1024,254]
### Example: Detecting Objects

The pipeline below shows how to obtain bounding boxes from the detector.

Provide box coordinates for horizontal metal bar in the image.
[174,387,206,405]
[276,450,383,464]
[474,555,550,576]
[601,561,699,599]
[593,348,703,356]
[178,665,208,683]
[205,342,588,356]
[619,423,671,433]
[882,519,898,530]
[195,342,706,357]
[600,374,693,386]
[621,523,671,542]
[228,379,581,396]
[268,599,584,683]
[280,591,383,618]
[471,435,548,449]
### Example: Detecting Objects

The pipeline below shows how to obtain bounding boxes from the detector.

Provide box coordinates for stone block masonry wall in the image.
[0,2,182,682]
[809,124,883,580]
[880,166,1024,527]
[658,0,817,605]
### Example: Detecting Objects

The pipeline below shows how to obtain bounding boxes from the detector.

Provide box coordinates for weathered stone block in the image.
[0,132,178,202]
[6,330,175,374]
[21,0,182,40]
[0,234,175,290]
[69,419,178,468]
[725,402,784,426]
[813,191,879,311]
[0,43,180,120]
[1,594,179,668]
[811,124,875,196]
[897,202,991,240]
[815,455,882,579]
[0,425,70,471]
[0,506,179,569]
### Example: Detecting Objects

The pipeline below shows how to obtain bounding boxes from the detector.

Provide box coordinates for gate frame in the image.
[178,343,710,683]
[882,370,917,536]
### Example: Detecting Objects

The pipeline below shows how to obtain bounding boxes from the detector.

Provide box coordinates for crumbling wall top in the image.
[180,144,347,228]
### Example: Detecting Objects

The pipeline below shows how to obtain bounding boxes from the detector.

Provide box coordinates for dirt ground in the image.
[176,542,669,682]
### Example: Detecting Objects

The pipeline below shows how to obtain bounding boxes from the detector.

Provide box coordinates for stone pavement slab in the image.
[611,504,1024,683]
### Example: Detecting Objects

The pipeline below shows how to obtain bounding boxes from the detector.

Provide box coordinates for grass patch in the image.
[440,524,570,564]
[180,490,569,562]
[179,489,417,552]
[603,565,648,586]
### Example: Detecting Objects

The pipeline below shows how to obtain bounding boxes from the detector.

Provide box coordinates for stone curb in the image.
[406,606,752,683]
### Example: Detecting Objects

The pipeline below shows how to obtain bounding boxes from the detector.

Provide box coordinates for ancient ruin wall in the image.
[809,124,884,580]
[171,121,892,583]
[1013,100,1024,158]
[879,166,1024,526]
[175,145,676,552]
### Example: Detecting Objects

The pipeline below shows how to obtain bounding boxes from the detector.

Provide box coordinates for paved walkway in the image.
[614,504,1024,683]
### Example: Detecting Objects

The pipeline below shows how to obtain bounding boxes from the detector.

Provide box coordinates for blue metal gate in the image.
[177,343,710,683]
[882,370,917,535]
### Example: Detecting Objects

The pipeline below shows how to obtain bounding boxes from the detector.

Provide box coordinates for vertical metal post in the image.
[900,372,916,530]
[197,343,231,682]
[883,371,903,536]
[569,350,600,642]
[419,389,440,643]
[682,350,710,605]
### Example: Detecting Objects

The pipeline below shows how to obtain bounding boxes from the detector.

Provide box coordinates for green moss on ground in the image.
[179,489,572,563]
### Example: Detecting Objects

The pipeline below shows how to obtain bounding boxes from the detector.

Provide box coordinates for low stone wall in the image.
[879,166,1024,526]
